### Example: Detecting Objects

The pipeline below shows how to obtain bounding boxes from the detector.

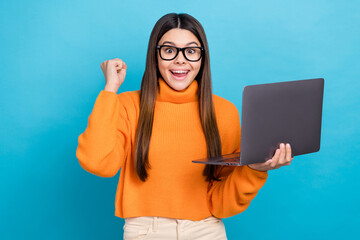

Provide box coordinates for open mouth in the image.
[170,70,190,80]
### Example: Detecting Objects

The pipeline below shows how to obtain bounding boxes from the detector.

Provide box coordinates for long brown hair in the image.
[134,13,222,182]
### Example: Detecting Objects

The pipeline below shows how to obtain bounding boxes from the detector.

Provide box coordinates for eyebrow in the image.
[162,41,199,46]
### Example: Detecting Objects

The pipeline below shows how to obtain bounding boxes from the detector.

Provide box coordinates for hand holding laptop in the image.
[248,143,294,172]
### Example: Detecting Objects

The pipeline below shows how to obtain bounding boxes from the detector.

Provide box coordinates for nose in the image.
[174,50,186,64]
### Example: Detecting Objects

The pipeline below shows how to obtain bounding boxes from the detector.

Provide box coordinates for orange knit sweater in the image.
[76,77,268,220]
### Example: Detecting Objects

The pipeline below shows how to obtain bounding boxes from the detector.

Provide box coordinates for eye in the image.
[186,48,196,54]
[164,47,175,53]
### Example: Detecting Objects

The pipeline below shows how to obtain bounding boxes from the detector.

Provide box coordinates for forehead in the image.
[158,28,200,46]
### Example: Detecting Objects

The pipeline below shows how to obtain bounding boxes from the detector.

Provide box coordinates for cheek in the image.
[192,62,202,74]
[157,59,170,74]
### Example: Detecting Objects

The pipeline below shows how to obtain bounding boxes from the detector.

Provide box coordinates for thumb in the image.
[118,67,127,80]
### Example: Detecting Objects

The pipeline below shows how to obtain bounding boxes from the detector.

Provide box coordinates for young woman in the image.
[76,13,293,240]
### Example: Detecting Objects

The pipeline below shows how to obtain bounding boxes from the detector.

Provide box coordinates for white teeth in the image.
[171,70,189,74]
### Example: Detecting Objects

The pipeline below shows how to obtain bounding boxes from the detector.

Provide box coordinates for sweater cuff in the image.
[243,165,268,179]
[100,90,118,96]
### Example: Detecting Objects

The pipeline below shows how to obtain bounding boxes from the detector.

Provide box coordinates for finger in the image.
[115,61,127,70]
[249,160,270,171]
[100,61,107,69]
[270,148,280,168]
[277,143,286,165]
[285,143,292,163]
[262,160,273,171]
[264,159,272,169]
[118,67,127,79]
[110,59,124,68]
[283,157,294,166]
[114,61,123,69]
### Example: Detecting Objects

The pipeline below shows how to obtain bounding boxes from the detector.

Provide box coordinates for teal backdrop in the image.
[1,0,359,239]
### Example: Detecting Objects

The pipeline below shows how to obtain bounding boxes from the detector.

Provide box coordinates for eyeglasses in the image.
[157,45,204,62]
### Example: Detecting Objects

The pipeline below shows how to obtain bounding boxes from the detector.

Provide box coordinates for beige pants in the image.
[123,216,227,240]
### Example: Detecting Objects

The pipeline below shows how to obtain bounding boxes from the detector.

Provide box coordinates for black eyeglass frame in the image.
[156,45,205,62]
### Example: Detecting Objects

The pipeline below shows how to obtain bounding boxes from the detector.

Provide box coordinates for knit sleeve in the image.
[207,165,268,218]
[207,98,268,218]
[76,90,131,178]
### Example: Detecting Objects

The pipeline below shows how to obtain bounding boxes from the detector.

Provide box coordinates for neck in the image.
[157,77,199,104]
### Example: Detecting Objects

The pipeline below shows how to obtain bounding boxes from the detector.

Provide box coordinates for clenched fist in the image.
[100,58,127,93]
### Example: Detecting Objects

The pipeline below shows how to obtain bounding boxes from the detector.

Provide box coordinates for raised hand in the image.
[100,58,127,93]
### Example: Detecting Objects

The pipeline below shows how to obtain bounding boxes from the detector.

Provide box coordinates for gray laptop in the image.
[192,78,324,166]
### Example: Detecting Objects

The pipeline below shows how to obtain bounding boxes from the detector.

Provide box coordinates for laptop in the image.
[192,78,324,166]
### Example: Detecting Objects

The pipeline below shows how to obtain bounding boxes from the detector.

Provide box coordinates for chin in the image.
[165,75,194,91]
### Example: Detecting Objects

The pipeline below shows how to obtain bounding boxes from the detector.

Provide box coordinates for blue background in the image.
[1,0,359,239]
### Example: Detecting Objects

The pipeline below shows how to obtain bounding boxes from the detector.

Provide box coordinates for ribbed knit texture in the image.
[76,77,268,220]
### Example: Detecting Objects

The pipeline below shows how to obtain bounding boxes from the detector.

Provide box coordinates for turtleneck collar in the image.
[157,77,199,103]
